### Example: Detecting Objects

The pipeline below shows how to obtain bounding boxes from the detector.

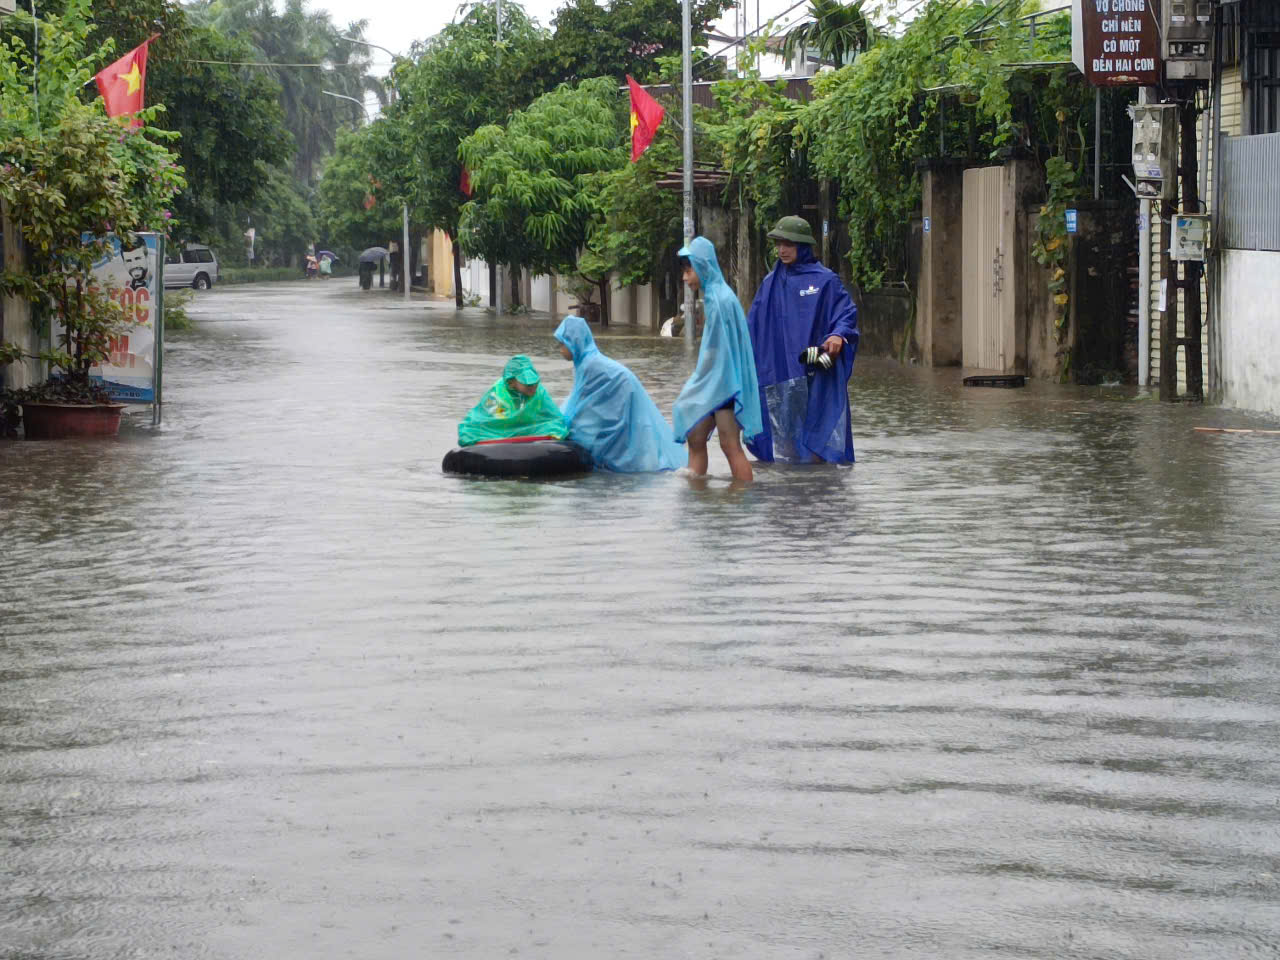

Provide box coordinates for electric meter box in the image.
[1163,0,1214,81]
[1131,103,1178,200]
[1172,214,1210,262]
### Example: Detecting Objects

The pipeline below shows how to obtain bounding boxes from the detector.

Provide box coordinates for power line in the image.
[184,59,391,68]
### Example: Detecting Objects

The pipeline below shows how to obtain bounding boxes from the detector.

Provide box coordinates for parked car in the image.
[164,244,220,290]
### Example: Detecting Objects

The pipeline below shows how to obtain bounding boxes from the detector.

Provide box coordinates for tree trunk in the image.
[597,278,610,327]
[509,264,521,308]
[452,238,463,309]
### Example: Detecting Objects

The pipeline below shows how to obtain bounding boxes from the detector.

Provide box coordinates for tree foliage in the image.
[531,0,732,88]
[315,124,403,252]
[458,77,626,283]
[148,24,293,241]
[399,2,545,239]
[775,0,1082,287]
[779,0,878,70]
[193,0,384,183]
[0,0,183,385]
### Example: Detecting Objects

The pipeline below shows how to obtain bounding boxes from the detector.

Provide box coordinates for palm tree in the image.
[780,0,877,72]
[198,0,387,182]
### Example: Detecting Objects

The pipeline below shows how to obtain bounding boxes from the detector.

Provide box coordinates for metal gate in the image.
[961,166,1014,371]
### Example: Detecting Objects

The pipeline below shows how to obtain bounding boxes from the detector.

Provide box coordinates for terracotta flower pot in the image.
[21,402,125,440]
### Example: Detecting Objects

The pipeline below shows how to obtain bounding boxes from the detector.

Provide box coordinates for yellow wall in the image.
[429,230,454,298]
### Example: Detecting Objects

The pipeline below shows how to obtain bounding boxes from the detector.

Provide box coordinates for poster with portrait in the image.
[84,232,163,404]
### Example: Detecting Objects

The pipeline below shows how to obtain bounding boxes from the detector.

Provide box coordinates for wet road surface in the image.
[3,280,1280,959]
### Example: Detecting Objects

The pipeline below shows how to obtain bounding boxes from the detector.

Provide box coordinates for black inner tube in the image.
[442,440,593,478]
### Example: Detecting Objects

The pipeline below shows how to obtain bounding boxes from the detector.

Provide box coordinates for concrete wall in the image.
[859,288,913,360]
[1217,249,1280,416]
[918,165,964,366]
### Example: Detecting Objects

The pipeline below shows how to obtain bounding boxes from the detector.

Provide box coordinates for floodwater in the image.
[3,280,1279,960]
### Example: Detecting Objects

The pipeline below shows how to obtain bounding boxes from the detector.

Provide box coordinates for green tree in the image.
[779,0,878,70]
[149,24,294,242]
[458,78,626,314]
[315,123,403,252]
[197,0,384,183]
[398,2,545,306]
[589,112,687,290]
[529,0,732,88]
[0,0,183,391]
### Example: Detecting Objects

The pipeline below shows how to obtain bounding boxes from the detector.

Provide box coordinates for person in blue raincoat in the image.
[554,315,687,473]
[671,236,762,484]
[745,216,859,464]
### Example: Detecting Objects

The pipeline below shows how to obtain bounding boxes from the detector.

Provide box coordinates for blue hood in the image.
[671,235,763,443]
[554,314,686,472]
[554,314,598,365]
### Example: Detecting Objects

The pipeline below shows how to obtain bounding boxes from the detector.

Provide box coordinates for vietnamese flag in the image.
[626,75,664,163]
[460,166,473,197]
[94,36,156,128]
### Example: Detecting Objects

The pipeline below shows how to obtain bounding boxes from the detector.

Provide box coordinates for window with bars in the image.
[1246,32,1280,134]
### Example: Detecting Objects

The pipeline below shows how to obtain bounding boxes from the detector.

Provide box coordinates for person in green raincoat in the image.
[457,356,569,446]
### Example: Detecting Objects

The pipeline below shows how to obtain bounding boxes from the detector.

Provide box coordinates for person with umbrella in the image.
[358,246,387,291]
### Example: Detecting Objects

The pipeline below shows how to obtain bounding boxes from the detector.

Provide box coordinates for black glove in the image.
[798,346,834,370]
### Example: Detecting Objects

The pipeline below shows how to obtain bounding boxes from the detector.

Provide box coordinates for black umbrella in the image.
[359,246,389,263]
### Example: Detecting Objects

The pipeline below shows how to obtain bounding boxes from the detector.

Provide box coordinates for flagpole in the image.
[681,0,694,348]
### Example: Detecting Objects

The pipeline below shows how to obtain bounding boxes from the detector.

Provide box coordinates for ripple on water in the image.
[2,284,1280,958]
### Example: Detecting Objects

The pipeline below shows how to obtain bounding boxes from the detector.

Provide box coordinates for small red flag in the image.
[460,166,473,197]
[94,36,156,128]
[626,75,664,163]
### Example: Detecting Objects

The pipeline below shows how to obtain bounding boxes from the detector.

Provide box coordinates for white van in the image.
[164,244,220,290]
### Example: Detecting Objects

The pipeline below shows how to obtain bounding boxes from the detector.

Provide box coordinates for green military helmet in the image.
[767,215,817,245]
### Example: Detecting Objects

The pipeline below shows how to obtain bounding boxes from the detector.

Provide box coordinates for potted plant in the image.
[564,273,603,326]
[0,0,184,439]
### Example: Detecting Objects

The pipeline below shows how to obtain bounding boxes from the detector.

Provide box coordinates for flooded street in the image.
[3,280,1279,959]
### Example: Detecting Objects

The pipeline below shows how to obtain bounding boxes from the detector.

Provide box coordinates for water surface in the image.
[3,281,1279,959]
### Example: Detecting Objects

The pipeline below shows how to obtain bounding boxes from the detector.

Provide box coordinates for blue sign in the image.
[1065,209,1078,234]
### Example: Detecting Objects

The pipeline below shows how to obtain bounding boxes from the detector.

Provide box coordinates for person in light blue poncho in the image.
[671,236,762,484]
[554,315,687,473]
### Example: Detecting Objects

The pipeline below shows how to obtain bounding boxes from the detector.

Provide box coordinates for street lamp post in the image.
[341,36,411,303]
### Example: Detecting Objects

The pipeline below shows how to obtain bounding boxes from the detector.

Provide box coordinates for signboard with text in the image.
[85,233,162,404]
[1072,0,1161,86]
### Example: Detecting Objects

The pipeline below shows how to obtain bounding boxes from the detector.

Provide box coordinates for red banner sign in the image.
[1076,0,1161,86]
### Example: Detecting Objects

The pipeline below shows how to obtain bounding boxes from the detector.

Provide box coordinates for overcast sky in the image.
[313,0,821,76]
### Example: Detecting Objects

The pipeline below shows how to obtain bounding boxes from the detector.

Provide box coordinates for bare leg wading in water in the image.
[686,407,753,484]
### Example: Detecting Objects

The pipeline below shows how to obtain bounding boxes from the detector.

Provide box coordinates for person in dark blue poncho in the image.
[554,315,687,473]
[745,216,860,464]
[671,236,762,484]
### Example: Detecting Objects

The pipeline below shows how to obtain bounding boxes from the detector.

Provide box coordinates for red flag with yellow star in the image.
[94,37,156,128]
[626,75,664,163]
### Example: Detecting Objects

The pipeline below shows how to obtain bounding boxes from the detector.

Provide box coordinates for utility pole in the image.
[341,36,411,303]
[681,0,695,347]
[493,0,504,316]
